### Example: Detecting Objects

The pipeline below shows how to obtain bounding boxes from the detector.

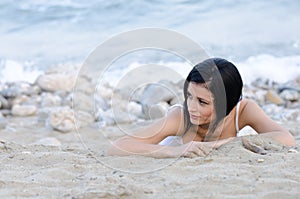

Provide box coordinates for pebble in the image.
[287,149,298,153]
[266,90,284,105]
[11,104,37,116]
[36,74,76,92]
[257,158,265,163]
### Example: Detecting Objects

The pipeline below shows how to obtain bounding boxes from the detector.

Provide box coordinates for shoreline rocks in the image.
[0,65,299,134]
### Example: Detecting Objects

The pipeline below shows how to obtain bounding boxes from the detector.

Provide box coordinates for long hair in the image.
[183,58,243,139]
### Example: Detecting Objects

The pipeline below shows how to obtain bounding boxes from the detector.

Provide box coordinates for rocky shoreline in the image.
[0,64,299,136]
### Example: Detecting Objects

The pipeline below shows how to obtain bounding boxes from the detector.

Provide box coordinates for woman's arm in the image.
[106,106,186,158]
[239,99,296,146]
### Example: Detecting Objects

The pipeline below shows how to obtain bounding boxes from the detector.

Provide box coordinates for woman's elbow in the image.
[106,137,131,156]
[285,132,296,146]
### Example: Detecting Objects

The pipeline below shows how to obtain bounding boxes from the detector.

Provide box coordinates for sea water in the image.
[0,0,300,84]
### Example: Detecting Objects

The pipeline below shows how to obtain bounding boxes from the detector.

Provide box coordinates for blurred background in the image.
[0,0,300,84]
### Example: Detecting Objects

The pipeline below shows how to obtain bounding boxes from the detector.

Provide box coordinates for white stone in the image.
[280,90,299,102]
[36,74,76,92]
[97,108,137,126]
[257,158,265,163]
[47,107,75,132]
[73,75,94,94]
[95,94,109,111]
[288,149,298,153]
[126,101,143,117]
[72,91,94,112]
[96,84,113,99]
[145,102,169,120]
[75,110,95,127]
[141,80,176,106]
[47,107,94,132]
[11,104,37,116]
[11,95,30,106]
[40,92,62,107]
[0,95,9,109]
[281,109,299,121]
[254,90,267,105]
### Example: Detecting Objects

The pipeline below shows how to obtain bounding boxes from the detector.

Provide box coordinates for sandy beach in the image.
[0,108,299,198]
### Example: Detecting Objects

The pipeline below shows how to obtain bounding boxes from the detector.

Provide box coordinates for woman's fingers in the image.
[182,141,211,158]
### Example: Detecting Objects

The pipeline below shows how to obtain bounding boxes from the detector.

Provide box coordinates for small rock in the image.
[281,110,299,121]
[145,102,169,120]
[251,78,273,89]
[36,74,76,92]
[97,108,137,125]
[74,75,94,94]
[266,90,284,105]
[279,90,299,102]
[96,84,113,99]
[40,92,62,107]
[0,109,11,117]
[126,101,142,117]
[47,107,75,132]
[288,149,298,153]
[72,91,93,112]
[11,95,30,106]
[257,158,265,163]
[75,110,95,127]
[11,104,37,116]
[0,95,9,109]
[141,80,176,106]
[47,107,94,132]
[1,82,39,97]
[95,95,109,111]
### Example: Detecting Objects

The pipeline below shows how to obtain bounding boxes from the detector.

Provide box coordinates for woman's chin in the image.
[190,119,200,125]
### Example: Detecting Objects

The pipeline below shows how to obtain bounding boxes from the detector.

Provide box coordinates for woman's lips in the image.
[190,113,200,120]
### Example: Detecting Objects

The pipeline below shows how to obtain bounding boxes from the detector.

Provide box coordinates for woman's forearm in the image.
[106,137,177,158]
[257,131,296,146]
[204,131,296,149]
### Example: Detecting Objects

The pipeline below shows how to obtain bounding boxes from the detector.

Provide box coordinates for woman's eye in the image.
[198,99,208,105]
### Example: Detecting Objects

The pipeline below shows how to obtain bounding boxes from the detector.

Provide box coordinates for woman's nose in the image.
[188,99,198,111]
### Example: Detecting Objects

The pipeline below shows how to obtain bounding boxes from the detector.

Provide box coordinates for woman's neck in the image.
[194,124,210,138]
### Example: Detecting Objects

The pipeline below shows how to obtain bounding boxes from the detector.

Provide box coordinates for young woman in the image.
[107,58,296,158]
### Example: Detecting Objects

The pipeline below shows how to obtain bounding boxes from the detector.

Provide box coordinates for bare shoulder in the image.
[165,104,185,133]
[238,98,257,108]
[240,98,264,117]
[125,104,185,144]
[239,98,286,133]
[167,104,184,119]
[239,98,264,122]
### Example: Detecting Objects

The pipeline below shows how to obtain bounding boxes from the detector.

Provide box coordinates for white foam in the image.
[0,60,43,84]
[1,55,299,87]
[100,61,192,87]
[236,54,300,85]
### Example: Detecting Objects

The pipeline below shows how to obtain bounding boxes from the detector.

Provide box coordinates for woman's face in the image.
[186,82,215,126]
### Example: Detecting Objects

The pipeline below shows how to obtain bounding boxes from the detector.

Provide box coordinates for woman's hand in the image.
[174,141,213,158]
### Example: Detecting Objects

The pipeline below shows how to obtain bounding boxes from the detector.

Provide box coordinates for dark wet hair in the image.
[183,58,243,137]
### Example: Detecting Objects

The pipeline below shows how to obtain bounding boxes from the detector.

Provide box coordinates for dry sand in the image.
[0,116,299,199]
